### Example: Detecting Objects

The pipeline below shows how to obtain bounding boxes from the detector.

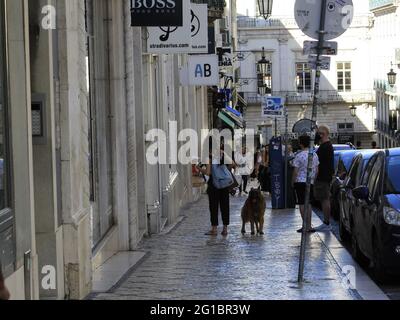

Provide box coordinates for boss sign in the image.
[131,0,183,27]
[188,55,219,86]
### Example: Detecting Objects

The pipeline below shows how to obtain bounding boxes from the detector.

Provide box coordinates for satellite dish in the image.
[293,119,316,135]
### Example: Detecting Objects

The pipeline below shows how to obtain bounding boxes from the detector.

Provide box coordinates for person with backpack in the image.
[198,140,236,236]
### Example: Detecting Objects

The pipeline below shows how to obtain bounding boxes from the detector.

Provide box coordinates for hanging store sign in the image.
[131,0,183,27]
[187,55,219,86]
[261,96,285,118]
[217,47,233,67]
[190,4,208,53]
[147,1,191,53]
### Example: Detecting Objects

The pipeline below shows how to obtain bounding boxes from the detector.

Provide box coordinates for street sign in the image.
[294,0,354,41]
[292,119,316,135]
[190,4,208,53]
[147,1,191,54]
[187,55,219,86]
[308,55,331,70]
[261,96,285,118]
[131,0,183,27]
[303,40,338,55]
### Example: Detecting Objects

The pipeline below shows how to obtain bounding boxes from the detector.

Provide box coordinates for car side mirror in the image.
[352,186,369,201]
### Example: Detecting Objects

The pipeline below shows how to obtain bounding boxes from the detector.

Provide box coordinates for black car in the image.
[330,150,360,220]
[352,148,400,281]
[337,150,377,243]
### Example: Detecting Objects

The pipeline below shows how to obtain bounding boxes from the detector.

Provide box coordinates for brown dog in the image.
[241,188,266,235]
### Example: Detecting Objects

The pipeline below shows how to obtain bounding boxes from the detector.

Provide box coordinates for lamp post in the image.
[388,64,397,87]
[257,0,273,20]
[257,47,269,96]
[349,104,357,118]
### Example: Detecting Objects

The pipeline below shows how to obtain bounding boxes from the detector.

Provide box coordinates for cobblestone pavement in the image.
[93,191,360,300]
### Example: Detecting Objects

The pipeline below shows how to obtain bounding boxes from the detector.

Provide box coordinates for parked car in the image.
[332,143,356,151]
[331,150,360,220]
[352,148,400,281]
[337,150,378,243]
[312,144,356,211]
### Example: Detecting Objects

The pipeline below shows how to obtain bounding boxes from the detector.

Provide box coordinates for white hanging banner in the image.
[147,1,191,54]
[190,4,208,53]
[188,55,219,86]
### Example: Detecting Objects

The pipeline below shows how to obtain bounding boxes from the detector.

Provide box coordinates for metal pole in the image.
[284,97,289,209]
[275,117,278,137]
[298,0,327,283]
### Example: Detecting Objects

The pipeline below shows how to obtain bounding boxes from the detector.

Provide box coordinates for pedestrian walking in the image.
[235,146,253,195]
[292,135,319,233]
[371,141,378,149]
[314,125,334,231]
[0,262,10,300]
[198,139,235,236]
[258,147,271,194]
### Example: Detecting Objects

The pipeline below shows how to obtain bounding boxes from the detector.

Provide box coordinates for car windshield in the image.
[386,156,400,194]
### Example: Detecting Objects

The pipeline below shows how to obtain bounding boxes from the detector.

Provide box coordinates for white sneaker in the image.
[315,224,331,232]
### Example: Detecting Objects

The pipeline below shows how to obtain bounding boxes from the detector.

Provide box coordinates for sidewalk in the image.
[91,190,386,300]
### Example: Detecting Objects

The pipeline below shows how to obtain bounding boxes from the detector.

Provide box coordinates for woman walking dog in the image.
[198,139,236,236]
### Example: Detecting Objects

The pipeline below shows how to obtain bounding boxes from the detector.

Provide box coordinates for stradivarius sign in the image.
[131,0,183,27]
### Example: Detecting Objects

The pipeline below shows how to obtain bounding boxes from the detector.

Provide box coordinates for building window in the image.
[296,63,311,92]
[337,123,354,131]
[256,61,272,93]
[337,62,352,92]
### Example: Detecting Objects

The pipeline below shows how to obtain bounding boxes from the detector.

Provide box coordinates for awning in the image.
[218,108,245,129]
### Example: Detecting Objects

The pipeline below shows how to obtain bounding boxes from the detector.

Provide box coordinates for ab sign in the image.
[186,55,219,86]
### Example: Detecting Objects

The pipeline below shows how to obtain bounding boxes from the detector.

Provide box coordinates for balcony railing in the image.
[237,15,373,29]
[243,90,376,105]
[191,0,226,21]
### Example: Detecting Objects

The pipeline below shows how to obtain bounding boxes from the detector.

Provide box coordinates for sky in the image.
[236,0,371,17]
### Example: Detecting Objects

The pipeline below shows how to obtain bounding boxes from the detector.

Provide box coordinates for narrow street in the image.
[92,190,364,300]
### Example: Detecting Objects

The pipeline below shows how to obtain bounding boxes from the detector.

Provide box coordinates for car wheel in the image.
[372,234,388,284]
[339,217,350,243]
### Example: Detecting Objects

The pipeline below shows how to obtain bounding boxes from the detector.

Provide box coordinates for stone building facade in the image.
[237,0,376,148]
[369,0,400,148]
[1,0,222,300]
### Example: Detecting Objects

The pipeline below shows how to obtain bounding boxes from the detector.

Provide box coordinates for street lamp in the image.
[257,0,273,20]
[349,104,357,117]
[388,65,397,87]
[257,47,269,96]
[257,47,269,75]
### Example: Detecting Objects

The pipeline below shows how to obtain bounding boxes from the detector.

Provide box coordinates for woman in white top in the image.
[292,135,319,233]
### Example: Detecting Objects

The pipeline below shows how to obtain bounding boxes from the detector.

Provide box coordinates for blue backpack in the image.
[211,164,233,190]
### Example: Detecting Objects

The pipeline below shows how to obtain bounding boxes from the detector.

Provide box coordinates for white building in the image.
[369,0,400,148]
[237,0,376,147]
